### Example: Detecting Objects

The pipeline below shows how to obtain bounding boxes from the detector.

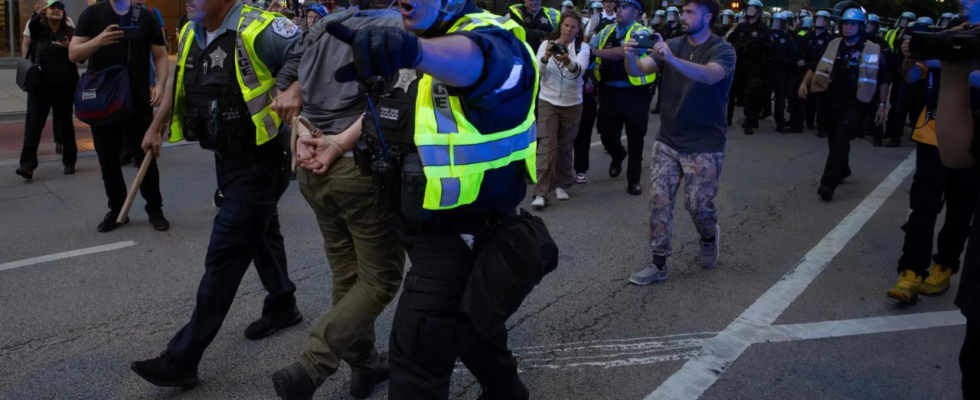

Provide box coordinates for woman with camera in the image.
[16,0,78,181]
[532,11,590,209]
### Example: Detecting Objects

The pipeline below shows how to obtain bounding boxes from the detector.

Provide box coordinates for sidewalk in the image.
[0,55,178,166]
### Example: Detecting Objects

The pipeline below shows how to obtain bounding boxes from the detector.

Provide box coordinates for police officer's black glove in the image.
[326,22,422,83]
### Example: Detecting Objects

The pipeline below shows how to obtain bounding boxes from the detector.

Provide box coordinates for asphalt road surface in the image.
[0,112,967,400]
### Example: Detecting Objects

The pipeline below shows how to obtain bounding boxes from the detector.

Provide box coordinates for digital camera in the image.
[549,41,567,55]
[909,28,980,61]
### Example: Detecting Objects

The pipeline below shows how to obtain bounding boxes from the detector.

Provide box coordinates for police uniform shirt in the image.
[807,37,890,103]
[727,19,769,66]
[182,0,303,138]
[432,3,539,215]
[767,30,800,68]
[509,5,555,52]
[801,29,831,66]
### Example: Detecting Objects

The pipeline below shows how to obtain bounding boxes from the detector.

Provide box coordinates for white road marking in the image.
[516,311,963,371]
[645,151,917,400]
[0,241,136,272]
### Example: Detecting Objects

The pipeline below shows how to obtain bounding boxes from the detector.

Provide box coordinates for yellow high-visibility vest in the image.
[509,4,560,28]
[170,5,281,145]
[414,11,539,210]
[593,22,657,85]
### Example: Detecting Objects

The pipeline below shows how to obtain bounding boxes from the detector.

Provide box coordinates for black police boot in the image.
[627,183,642,196]
[609,154,625,178]
[350,352,390,399]
[148,211,170,231]
[63,165,75,175]
[131,351,199,388]
[15,167,33,181]
[245,307,302,340]
[272,362,316,400]
[817,185,835,202]
[884,137,901,148]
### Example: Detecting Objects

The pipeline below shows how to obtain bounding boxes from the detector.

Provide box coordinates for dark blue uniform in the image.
[766,29,802,131]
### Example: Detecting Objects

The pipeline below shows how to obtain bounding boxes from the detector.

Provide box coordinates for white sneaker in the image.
[575,173,588,184]
[555,188,569,201]
[531,196,546,209]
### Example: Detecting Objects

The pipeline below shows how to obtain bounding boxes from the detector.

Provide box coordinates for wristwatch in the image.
[878,102,887,108]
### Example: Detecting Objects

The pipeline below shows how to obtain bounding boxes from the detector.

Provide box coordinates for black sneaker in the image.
[213,188,224,208]
[148,211,170,231]
[15,168,33,181]
[63,166,75,175]
[609,155,625,178]
[97,211,129,232]
[131,351,199,388]
[627,183,642,196]
[817,185,835,201]
[272,362,316,400]
[245,308,302,340]
[350,353,390,399]
[55,144,63,155]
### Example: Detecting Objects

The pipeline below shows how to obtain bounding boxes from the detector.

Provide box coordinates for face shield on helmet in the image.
[771,13,786,30]
[737,11,745,23]
[746,0,763,18]
[814,11,830,29]
[666,6,678,22]
[721,10,734,26]
[939,12,954,28]
[897,12,915,28]
[866,14,879,32]
[915,16,934,27]
[801,17,812,28]
[652,9,664,25]
[561,0,573,13]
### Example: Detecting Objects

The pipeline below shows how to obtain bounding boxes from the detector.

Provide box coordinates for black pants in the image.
[862,94,885,141]
[885,81,914,140]
[899,143,979,277]
[167,143,297,367]
[727,69,744,124]
[805,92,819,129]
[819,97,864,188]
[596,85,655,185]
[787,69,805,130]
[574,91,598,174]
[90,103,163,214]
[771,67,799,128]
[20,83,76,170]
[389,219,526,400]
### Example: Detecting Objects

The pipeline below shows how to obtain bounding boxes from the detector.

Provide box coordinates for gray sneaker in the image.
[700,225,720,269]
[629,264,668,285]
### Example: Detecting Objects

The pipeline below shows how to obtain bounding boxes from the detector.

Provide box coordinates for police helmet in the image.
[939,12,954,28]
[815,10,831,19]
[561,0,573,7]
[772,12,787,20]
[867,14,879,23]
[722,9,735,16]
[736,11,743,19]
[901,11,916,20]
[840,8,865,23]
[308,2,329,17]
[916,16,934,26]
[666,6,678,13]
[747,0,763,8]
[666,6,679,21]
[591,1,602,8]
[801,16,813,28]
[654,9,665,16]
[798,10,811,19]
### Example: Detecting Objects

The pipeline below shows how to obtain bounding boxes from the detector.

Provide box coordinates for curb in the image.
[0,111,27,124]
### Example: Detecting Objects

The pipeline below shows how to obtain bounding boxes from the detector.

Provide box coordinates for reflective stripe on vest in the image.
[885,29,900,52]
[414,11,539,210]
[593,22,657,85]
[170,5,281,145]
[509,5,559,28]
[809,38,881,104]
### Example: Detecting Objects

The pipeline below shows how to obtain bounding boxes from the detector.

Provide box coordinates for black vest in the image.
[362,69,420,159]
[599,27,629,84]
[181,30,254,152]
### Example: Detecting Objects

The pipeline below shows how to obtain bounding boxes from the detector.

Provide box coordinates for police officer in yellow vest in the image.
[590,0,656,195]
[882,11,915,147]
[299,0,553,397]
[508,0,560,52]
[798,7,890,202]
[132,0,304,387]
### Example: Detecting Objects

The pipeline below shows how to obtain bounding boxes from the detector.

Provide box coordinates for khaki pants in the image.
[534,101,582,198]
[296,157,406,385]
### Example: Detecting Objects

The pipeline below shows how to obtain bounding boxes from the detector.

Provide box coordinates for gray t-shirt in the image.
[654,34,736,154]
[276,8,403,134]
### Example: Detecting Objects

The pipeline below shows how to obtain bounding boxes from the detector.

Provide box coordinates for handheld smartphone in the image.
[116,26,141,40]
[632,31,659,51]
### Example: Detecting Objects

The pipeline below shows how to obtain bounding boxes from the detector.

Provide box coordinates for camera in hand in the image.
[632,31,660,51]
[909,28,980,62]
[549,41,567,55]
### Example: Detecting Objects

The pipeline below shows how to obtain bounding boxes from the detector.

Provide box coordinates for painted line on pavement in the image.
[645,150,917,400]
[517,311,962,371]
[0,241,136,272]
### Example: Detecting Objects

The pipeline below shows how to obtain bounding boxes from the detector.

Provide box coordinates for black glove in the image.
[326,22,422,83]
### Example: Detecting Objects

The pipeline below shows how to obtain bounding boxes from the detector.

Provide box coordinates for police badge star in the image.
[210,47,227,69]
[394,69,417,92]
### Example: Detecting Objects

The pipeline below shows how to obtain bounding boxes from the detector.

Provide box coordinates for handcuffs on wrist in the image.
[290,116,345,172]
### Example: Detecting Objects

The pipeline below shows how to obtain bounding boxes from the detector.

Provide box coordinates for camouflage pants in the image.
[649,141,724,258]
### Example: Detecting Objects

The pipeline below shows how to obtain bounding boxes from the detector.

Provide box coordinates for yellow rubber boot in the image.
[887,270,922,304]
[919,263,952,296]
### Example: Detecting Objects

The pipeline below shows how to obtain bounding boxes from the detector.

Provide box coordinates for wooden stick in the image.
[117,154,154,224]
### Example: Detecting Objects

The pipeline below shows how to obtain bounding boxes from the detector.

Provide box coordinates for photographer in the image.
[623,0,735,284]
[920,15,980,396]
[16,0,78,181]
[533,12,590,209]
